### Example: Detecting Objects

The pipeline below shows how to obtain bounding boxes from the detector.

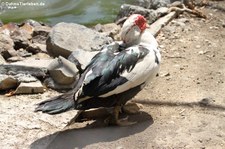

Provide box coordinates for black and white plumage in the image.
[35,14,161,125]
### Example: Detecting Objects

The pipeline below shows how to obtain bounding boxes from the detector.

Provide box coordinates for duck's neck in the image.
[139,29,158,48]
[123,29,158,48]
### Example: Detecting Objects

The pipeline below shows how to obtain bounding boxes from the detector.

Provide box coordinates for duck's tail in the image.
[34,91,75,114]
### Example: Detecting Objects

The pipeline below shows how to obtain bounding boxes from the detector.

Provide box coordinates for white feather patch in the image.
[100,45,160,97]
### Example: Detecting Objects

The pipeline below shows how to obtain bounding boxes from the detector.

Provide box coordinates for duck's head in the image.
[120,14,147,46]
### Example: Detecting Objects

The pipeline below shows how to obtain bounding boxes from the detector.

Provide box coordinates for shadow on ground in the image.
[30,112,153,149]
[134,98,225,111]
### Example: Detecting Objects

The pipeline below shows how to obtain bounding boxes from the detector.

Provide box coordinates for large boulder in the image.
[68,49,98,71]
[46,22,112,58]
[116,4,158,25]
[136,0,171,9]
[94,23,121,40]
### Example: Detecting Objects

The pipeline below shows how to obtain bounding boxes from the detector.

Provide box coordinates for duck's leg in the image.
[66,110,84,126]
[106,105,136,126]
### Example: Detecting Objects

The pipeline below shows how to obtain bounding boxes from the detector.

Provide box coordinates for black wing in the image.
[77,44,149,99]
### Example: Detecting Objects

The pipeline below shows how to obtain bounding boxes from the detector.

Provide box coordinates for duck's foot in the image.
[122,102,143,114]
[104,105,136,126]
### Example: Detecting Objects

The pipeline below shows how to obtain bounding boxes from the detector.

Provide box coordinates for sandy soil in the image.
[0,1,225,149]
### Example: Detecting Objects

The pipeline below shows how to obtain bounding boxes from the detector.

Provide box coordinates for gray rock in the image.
[14,81,44,94]
[33,26,51,37]
[0,75,18,90]
[14,74,38,83]
[46,22,112,58]
[19,22,34,35]
[48,56,79,85]
[32,26,51,44]
[68,49,98,71]
[94,23,121,40]
[149,11,177,36]
[137,0,179,9]
[156,7,169,16]
[17,48,32,57]
[7,56,25,62]
[11,58,54,70]
[0,73,38,91]
[26,43,42,54]
[0,23,18,36]
[43,77,75,90]
[0,54,6,64]
[10,28,31,50]
[24,19,42,27]
[26,43,47,54]
[0,33,16,59]
[116,4,158,25]
[0,65,47,78]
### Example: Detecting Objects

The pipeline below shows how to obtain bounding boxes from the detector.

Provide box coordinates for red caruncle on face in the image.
[134,15,147,31]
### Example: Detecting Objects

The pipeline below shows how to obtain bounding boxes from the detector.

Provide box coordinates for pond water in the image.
[0,0,137,26]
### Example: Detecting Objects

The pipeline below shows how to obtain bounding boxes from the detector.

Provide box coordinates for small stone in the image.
[222,23,225,28]
[14,74,38,83]
[0,75,18,90]
[198,50,209,55]
[48,56,79,85]
[172,20,185,27]
[94,24,103,32]
[199,97,214,106]
[196,45,201,49]
[160,72,170,77]
[33,43,47,53]
[209,26,219,30]
[156,7,169,16]
[26,44,41,54]
[198,51,203,55]
[24,19,42,27]
[17,49,32,57]
[20,23,34,35]
[0,23,18,35]
[10,28,31,50]
[32,26,51,37]
[7,56,25,62]
[180,67,185,70]
[26,43,47,53]
[177,18,189,23]
[14,81,44,94]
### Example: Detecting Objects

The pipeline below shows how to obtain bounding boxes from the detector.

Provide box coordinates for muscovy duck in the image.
[35,14,161,125]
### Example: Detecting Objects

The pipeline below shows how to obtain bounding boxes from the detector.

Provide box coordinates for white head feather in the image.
[120,14,147,46]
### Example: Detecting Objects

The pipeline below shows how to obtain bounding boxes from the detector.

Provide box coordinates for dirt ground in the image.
[1,1,225,149]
